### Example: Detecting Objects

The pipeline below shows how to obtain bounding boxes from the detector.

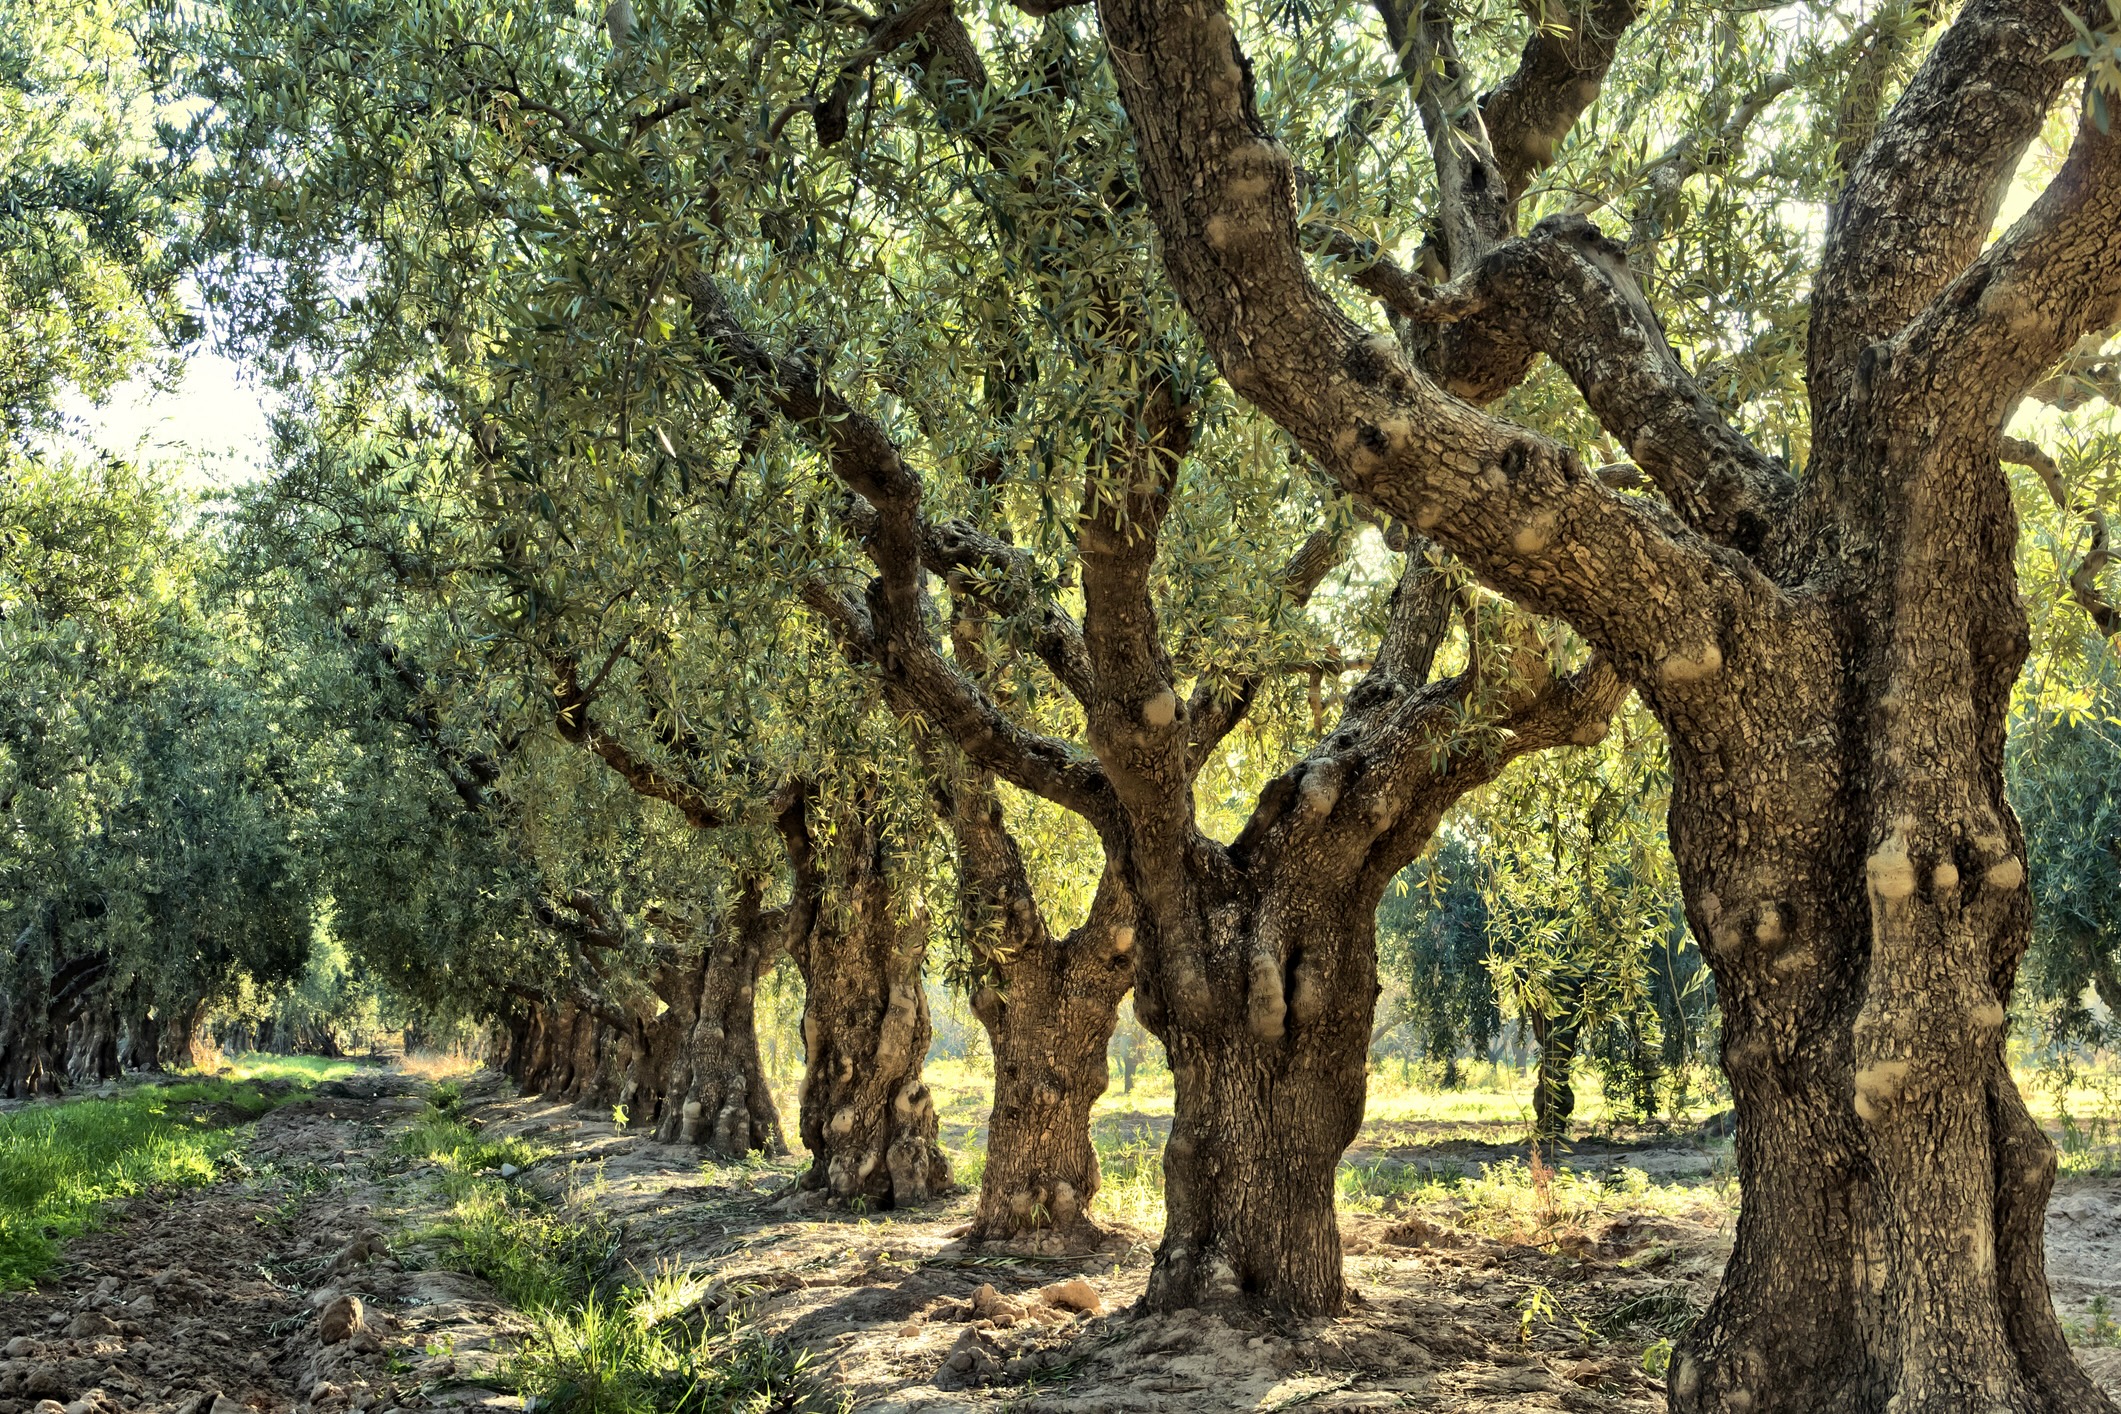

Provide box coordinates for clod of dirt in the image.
[327,1233,389,1274]
[171,1394,245,1414]
[1039,1278,1102,1315]
[933,1329,1002,1390]
[316,1295,364,1345]
[0,1342,32,1360]
[57,1316,113,1341]
[1378,1215,1460,1248]
[966,1284,1022,1326]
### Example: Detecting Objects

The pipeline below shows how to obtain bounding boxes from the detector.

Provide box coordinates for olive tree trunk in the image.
[1096,0,2121,1393]
[782,790,949,1208]
[944,773,1135,1245]
[648,888,785,1155]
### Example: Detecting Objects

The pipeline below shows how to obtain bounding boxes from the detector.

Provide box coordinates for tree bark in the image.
[647,889,786,1156]
[782,787,950,1208]
[1138,875,1376,1311]
[945,772,1135,1246]
[154,997,211,1072]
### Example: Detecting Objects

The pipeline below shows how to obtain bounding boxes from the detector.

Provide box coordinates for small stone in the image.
[64,1314,118,1339]
[896,1323,920,1338]
[318,1294,366,1345]
[1039,1278,1103,1315]
[498,1163,519,1178]
[33,1401,66,1414]
[5,1337,37,1357]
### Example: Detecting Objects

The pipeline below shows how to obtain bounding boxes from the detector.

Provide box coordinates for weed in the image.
[2068,1295,2121,1347]
[1592,1284,1699,1341]
[515,1267,843,1414]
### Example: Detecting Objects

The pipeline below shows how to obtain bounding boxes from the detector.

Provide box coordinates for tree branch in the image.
[1186,526,1351,765]
[2003,435,2121,638]
[1444,213,1797,553]
[1810,0,2084,392]
[1892,107,2121,429]
[551,656,729,831]
[1094,0,1746,688]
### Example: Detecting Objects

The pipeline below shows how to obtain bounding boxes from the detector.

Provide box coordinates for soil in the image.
[6,1067,2119,1413]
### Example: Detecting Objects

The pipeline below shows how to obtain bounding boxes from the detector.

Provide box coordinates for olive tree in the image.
[1092,0,2121,1404]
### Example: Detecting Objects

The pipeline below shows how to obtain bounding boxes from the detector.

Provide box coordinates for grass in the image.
[398,1088,839,1414]
[516,1269,841,1414]
[0,1070,324,1289]
[220,1053,366,1085]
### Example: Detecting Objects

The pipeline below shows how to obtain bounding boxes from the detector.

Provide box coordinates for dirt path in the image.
[0,1071,523,1414]
[7,1070,2119,1413]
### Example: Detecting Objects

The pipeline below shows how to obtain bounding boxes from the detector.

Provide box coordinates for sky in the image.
[70,348,277,493]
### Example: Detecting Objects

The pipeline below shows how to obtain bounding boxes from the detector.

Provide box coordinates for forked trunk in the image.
[789,802,949,1208]
[939,769,1135,1246]
[1663,470,2109,1412]
[650,888,785,1155]
[1135,870,1374,1312]
[966,876,1134,1246]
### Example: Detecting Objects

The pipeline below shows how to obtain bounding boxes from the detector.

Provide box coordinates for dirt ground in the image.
[6,1068,2120,1413]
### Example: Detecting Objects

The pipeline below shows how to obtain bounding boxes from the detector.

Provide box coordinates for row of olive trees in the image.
[45,0,2121,1405]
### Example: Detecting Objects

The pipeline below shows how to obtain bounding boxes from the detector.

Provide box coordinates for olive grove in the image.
[2,0,2118,1409]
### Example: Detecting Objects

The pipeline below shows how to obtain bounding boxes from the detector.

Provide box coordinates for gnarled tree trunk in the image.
[945,774,1135,1246]
[1097,0,2121,1394]
[1116,554,1622,1313]
[648,887,786,1155]
[1139,878,1375,1311]
[782,787,949,1208]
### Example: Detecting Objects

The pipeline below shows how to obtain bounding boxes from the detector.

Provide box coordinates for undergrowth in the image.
[0,1075,296,1288]
[402,1089,837,1414]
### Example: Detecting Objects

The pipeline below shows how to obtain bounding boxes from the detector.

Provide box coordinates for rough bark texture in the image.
[645,890,786,1155]
[945,775,1135,1246]
[1095,0,2121,1398]
[781,789,950,1209]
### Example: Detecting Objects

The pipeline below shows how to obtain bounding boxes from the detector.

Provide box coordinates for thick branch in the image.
[1447,214,1797,553]
[551,657,727,831]
[1810,0,2083,391]
[1893,108,2121,427]
[1477,0,1642,203]
[799,576,1118,825]
[1093,0,1745,686]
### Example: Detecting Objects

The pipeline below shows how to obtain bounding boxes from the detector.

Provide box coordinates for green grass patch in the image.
[396,1092,839,1414]
[220,1053,366,1086]
[0,1075,299,1289]
[392,1107,607,1310]
[516,1268,842,1414]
